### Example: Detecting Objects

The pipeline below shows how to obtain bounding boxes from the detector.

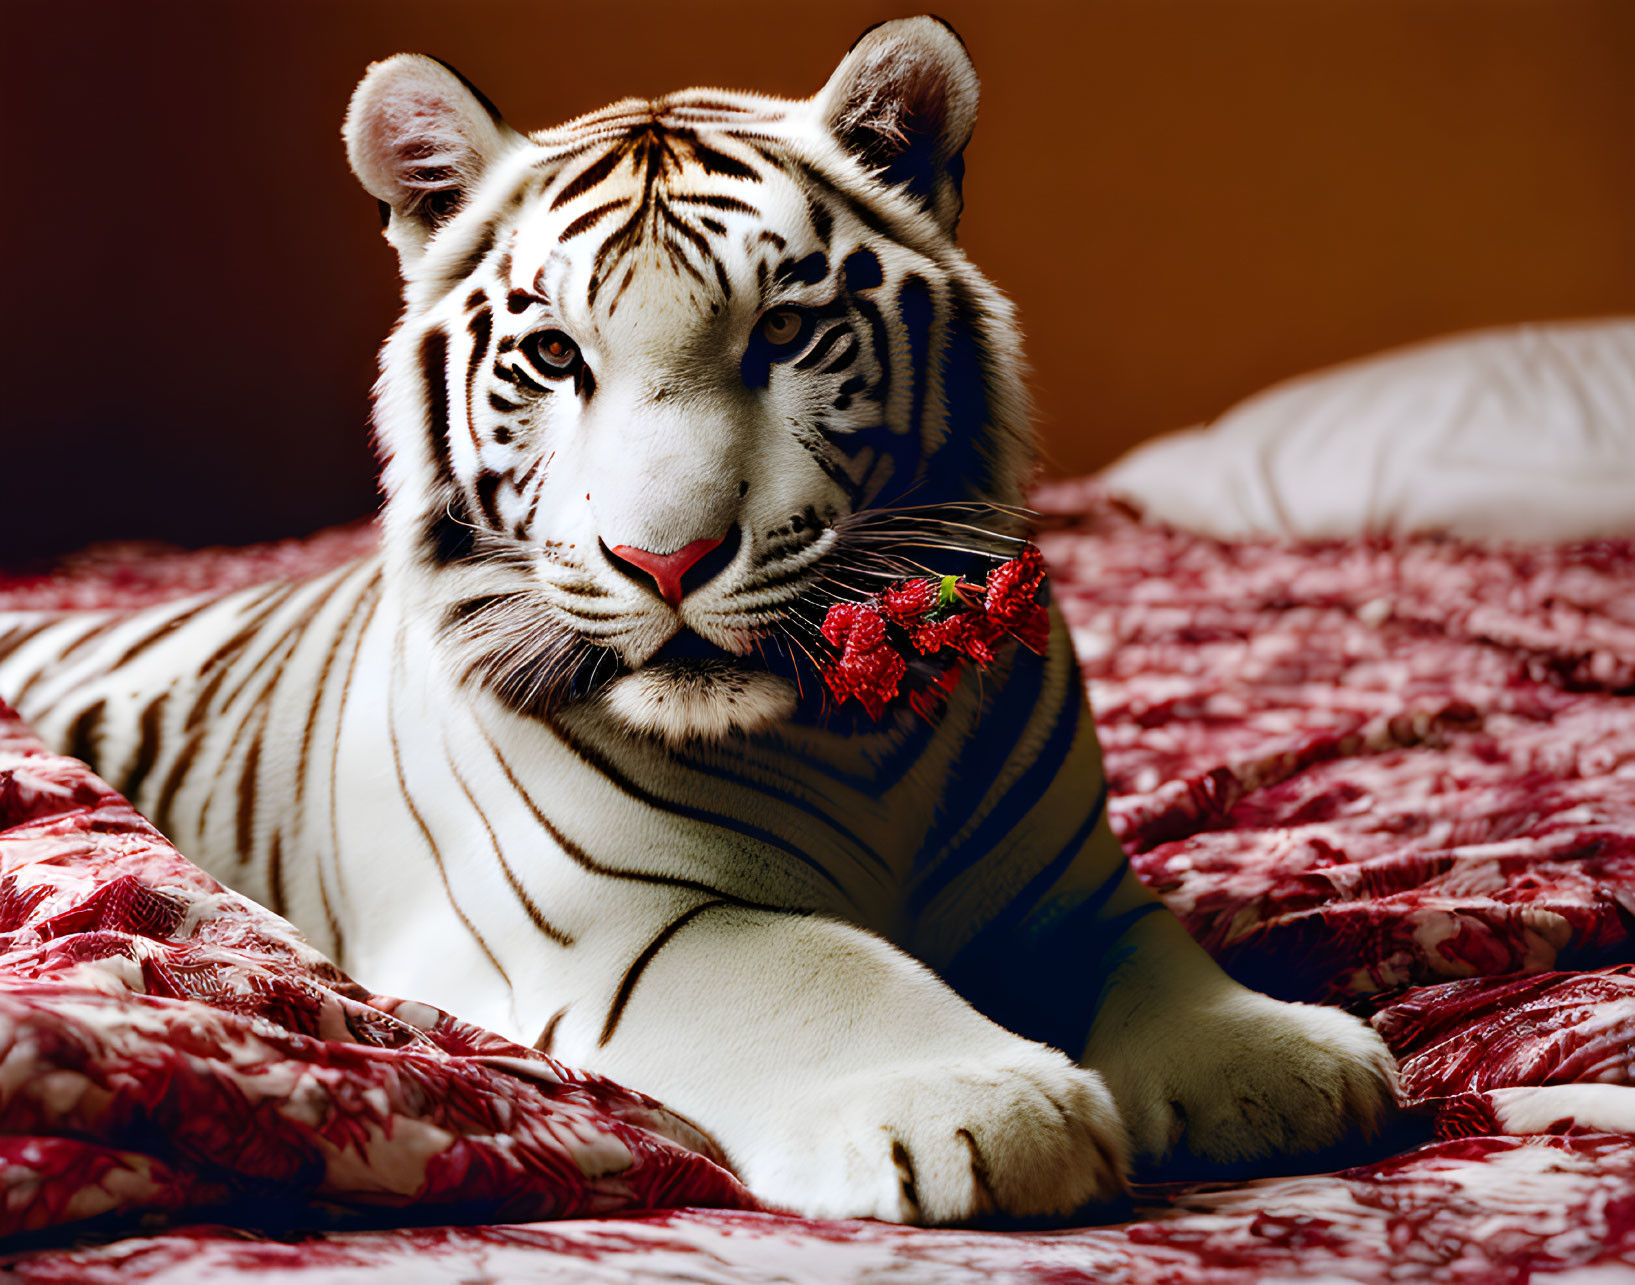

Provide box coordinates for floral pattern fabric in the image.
[0,708,752,1244]
[4,483,1634,1279]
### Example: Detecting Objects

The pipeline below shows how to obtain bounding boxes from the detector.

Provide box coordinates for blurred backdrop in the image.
[5,0,1634,559]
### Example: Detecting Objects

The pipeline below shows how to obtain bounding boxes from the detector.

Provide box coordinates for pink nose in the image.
[607,536,725,607]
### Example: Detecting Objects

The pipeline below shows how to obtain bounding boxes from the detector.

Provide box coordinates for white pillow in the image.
[1101,318,1635,542]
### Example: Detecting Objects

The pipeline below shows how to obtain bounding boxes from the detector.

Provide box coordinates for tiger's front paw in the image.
[737,1042,1128,1224]
[1091,987,1397,1170]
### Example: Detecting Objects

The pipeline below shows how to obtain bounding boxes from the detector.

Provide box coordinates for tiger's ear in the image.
[815,16,980,235]
[343,54,525,260]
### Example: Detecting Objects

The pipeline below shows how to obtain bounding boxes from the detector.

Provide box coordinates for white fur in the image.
[598,664,797,746]
[1084,910,1398,1165]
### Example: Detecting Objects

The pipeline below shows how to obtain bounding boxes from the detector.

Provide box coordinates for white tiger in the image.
[0,18,1395,1224]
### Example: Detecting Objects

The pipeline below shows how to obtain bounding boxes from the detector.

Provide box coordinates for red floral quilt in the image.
[3,482,1633,1281]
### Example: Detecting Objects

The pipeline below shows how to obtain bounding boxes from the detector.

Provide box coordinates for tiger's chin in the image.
[599,662,798,746]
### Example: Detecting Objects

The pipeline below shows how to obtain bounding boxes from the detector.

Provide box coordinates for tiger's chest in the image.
[296,606,1081,1039]
[280,610,952,1032]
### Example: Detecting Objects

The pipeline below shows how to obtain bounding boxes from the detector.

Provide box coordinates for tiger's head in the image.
[346,16,1033,745]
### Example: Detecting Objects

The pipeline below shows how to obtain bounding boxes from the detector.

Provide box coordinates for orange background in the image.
[6,0,1633,559]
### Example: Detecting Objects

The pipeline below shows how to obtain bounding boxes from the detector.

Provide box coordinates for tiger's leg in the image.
[559,901,1128,1225]
[1071,842,1398,1171]
[933,659,1396,1174]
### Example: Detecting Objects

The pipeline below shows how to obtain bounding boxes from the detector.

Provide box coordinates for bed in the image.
[2,431,1632,1280]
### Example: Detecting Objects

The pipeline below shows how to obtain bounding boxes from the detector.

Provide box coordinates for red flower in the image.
[909,612,1003,665]
[878,578,939,625]
[984,547,1050,655]
[820,603,908,720]
[983,546,1045,620]
[817,545,1051,719]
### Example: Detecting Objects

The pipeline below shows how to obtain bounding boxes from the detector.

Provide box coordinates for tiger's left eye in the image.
[524,330,581,377]
[760,309,803,346]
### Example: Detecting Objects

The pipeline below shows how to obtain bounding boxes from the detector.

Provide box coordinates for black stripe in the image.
[109,597,221,669]
[267,830,287,917]
[724,557,815,598]
[668,193,758,216]
[426,504,477,567]
[65,698,106,771]
[806,194,834,246]
[199,574,349,838]
[443,594,509,630]
[899,275,934,442]
[11,615,126,709]
[294,567,380,819]
[421,328,453,484]
[599,899,727,1046]
[821,336,859,375]
[465,308,493,459]
[549,604,623,624]
[535,1006,569,1054]
[119,692,169,803]
[235,725,263,864]
[693,766,886,879]
[547,715,854,901]
[655,201,715,265]
[388,678,511,984]
[739,138,791,172]
[793,323,851,372]
[439,209,511,290]
[322,578,385,963]
[561,198,628,240]
[853,291,893,401]
[942,783,1165,1056]
[445,745,574,947]
[422,326,477,568]
[915,284,998,503]
[501,362,549,395]
[52,615,128,664]
[689,140,760,181]
[151,724,205,839]
[552,145,627,209]
[551,580,611,600]
[216,574,349,716]
[183,584,299,731]
[480,721,783,909]
[842,248,884,292]
[926,663,1079,900]
[475,472,504,527]
[0,617,64,669]
[775,251,828,288]
[794,160,901,242]
[906,648,1053,912]
[968,782,1112,954]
